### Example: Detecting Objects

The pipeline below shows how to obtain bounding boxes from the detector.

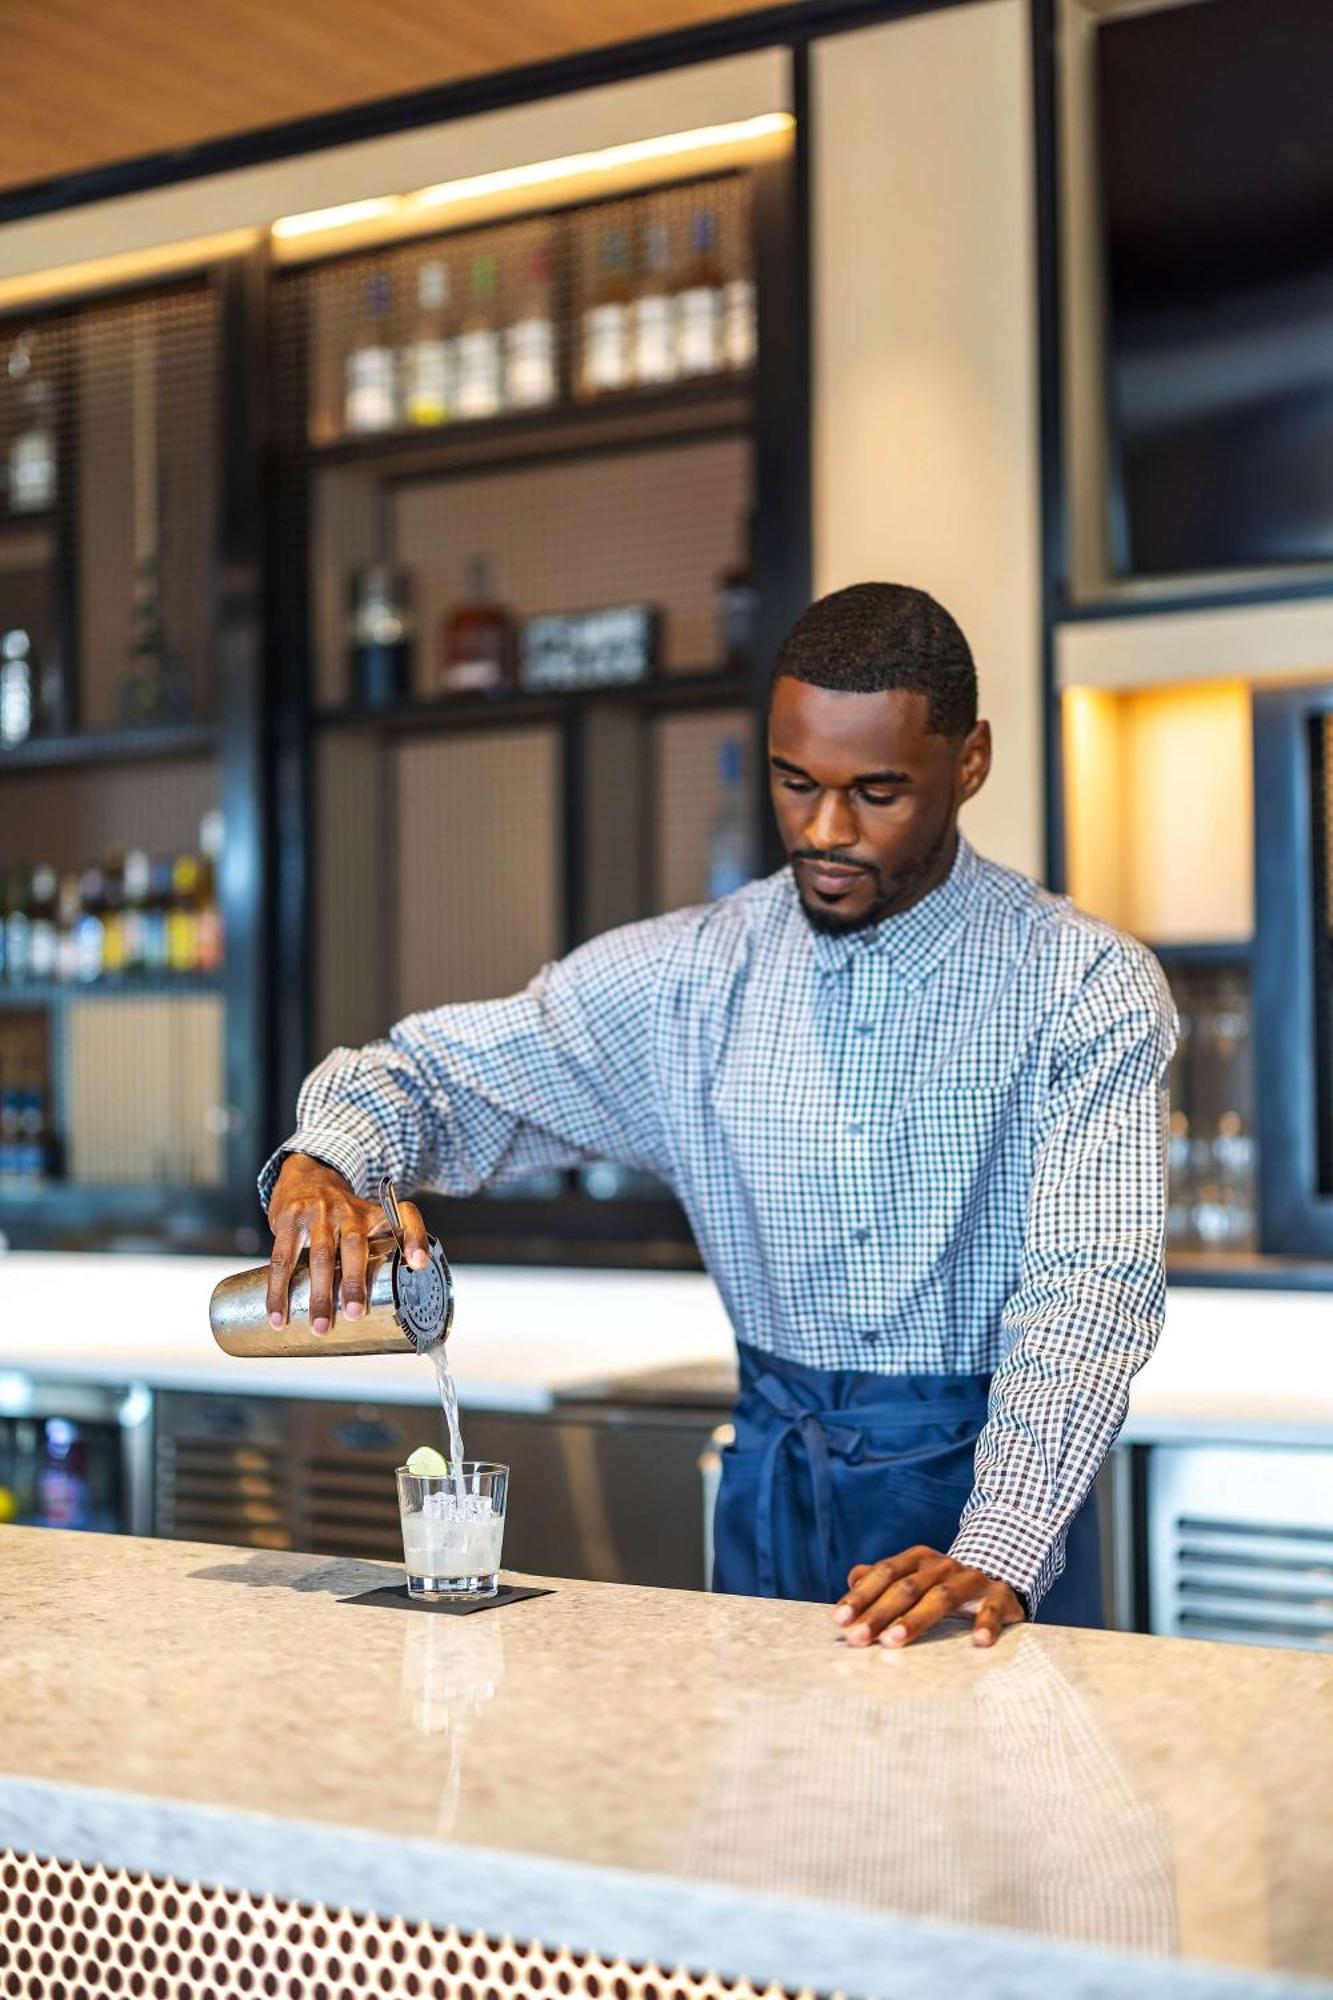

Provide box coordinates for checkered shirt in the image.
[260,834,1176,1612]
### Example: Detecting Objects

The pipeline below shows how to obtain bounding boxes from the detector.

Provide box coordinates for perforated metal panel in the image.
[652,707,757,913]
[0,1851,821,2000]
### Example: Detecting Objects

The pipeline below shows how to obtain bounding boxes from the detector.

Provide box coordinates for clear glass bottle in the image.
[74,863,105,984]
[27,865,58,982]
[403,261,455,427]
[455,254,503,420]
[121,849,151,975]
[347,563,414,711]
[717,512,759,668]
[722,263,757,372]
[582,228,633,395]
[676,210,724,377]
[706,738,754,899]
[4,871,30,984]
[56,870,82,983]
[6,330,57,514]
[439,556,519,697]
[344,273,399,434]
[504,246,557,409]
[0,628,33,746]
[633,221,677,387]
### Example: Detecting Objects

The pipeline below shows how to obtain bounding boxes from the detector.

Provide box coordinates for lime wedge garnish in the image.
[405,1445,449,1477]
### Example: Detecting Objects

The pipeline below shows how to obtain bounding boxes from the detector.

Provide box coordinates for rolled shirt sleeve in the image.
[948,943,1178,1613]
[256,908,696,1215]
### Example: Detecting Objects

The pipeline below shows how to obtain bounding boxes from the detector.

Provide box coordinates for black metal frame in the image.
[1252,680,1333,1260]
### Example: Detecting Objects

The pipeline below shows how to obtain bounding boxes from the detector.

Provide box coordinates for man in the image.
[262,583,1176,1649]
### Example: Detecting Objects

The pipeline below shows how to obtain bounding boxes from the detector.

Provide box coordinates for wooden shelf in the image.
[309,377,754,486]
[0,720,218,773]
[314,668,756,739]
[0,975,222,1009]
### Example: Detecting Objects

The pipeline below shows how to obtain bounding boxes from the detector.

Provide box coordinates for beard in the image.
[792,817,955,936]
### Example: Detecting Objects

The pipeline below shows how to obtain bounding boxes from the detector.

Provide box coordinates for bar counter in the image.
[1,1528,1329,2000]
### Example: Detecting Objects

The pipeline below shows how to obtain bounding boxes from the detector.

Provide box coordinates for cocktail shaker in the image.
[210,1178,454,1359]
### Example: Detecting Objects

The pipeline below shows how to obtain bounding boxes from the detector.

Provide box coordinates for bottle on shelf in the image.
[27,865,58,982]
[676,208,725,378]
[18,1059,49,1181]
[706,737,755,900]
[455,253,503,420]
[347,562,415,711]
[5,870,30,984]
[717,512,759,669]
[633,220,678,387]
[582,227,634,395]
[197,811,225,976]
[0,1057,21,1180]
[121,849,151,976]
[504,245,557,410]
[439,556,519,697]
[101,853,128,978]
[144,857,173,974]
[56,871,81,983]
[74,862,105,984]
[722,259,757,373]
[0,628,33,747]
[344,272,399,435]
[403,261,455,428]
[168,854,201,974]
[5,329,57,515]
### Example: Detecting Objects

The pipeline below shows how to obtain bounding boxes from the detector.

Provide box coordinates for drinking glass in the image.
[395,1461,509,1601]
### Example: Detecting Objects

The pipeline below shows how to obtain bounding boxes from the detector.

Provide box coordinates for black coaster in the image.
[339,1582,553,1616]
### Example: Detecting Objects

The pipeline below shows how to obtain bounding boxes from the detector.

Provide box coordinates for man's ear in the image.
[957,720,992,806]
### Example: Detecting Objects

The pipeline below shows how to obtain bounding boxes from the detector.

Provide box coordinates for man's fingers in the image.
[339,1229,369,1320]
[307,1220,337,1335]
[971,1586,1019,1649]
[841,1559,955,1645]
[265,1218,303,1327]
[398,1200,432,1270]
[880,1577,972,1648]
[835,1547,936,1625]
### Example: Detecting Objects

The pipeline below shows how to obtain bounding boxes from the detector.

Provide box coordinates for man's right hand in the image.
[265,1153,431,1335]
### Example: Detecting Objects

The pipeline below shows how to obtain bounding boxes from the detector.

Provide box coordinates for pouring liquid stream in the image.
[430,1343,468,1507]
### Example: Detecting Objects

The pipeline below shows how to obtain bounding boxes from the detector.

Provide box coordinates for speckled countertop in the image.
[0,1529,1329,1998]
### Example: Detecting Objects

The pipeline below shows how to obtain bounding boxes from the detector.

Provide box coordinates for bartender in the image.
[261,583,1175,1649]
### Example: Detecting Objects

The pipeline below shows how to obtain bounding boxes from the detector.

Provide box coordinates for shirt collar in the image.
[803,832,982,988]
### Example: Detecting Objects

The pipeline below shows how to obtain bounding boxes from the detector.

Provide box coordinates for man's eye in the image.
[859,790,900,807]
[780,778,815,794]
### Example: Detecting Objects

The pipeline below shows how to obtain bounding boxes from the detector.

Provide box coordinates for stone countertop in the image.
[2,1250,1333,1446]
[0,1528,1329,1999]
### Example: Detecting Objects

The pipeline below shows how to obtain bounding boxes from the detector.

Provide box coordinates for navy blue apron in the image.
[712,1342,1103,1628]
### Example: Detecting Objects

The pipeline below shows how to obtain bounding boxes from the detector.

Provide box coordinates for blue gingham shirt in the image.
[262,834,1176,1610]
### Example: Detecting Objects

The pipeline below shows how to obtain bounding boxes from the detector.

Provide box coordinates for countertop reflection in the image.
[0,1528,1328,1997]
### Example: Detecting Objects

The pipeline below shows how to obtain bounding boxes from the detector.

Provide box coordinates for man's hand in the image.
[265,1153,431,1335]
[833,1545,1026,1649]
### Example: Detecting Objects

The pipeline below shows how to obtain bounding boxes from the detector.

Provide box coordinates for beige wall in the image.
[812,0,1042,879]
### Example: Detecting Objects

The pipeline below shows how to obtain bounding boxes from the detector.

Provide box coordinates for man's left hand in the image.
[833,1546,1026,1649]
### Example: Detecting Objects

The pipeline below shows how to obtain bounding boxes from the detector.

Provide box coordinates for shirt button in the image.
[855,1019,874,1036]
[861,1329,881,1344]
[852,1225,870,1245]
[847,1121,864,1139]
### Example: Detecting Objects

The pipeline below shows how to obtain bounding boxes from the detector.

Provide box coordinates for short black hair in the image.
[771,582,977,738]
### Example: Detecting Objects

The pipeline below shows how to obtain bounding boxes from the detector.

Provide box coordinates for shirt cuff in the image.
[256,1127,372,1217]
[948,1506,1066,1618]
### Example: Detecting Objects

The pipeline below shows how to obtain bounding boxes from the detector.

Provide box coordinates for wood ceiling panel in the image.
[1,0,774,197]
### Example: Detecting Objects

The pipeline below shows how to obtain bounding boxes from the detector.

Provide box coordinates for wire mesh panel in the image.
[653,707,759,914]
[67,992,224,1186]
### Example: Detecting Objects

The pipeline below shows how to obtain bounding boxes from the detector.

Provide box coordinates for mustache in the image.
[792,849,879,881]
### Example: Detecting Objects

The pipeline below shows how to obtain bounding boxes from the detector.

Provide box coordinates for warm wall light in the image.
[271,196,404,241]
[269,113,793,244]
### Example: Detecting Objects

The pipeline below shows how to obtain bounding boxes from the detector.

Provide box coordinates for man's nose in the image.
[805,788,858,852]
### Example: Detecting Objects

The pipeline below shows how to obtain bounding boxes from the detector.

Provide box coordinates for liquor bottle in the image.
[144,858,173,973]
[582,228,633,395]
[722,263,757,372]
[0,1059,20,1179]
[716,513,759,669]
[504,246,556,410]
[27,865,58,982]
[168,854,201,974]
[633,221,677,386]
[344,273,399,435]
[121,850,151,975]
[347,563,414,711]
[101,853,128,977]
[706,738,754,899]
[676,210,724,377]
[74,863,105,983]
[5,871,31,983]
[56,871,81,983]
[403,261,455,428]
[6,330,57,515]
[455,254,503,420]
[439,556,519,697]
[0,628,33,746]
[197,811,225,976]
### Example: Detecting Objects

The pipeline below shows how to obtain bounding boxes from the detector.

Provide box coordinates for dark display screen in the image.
[1096,0,1333,576]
